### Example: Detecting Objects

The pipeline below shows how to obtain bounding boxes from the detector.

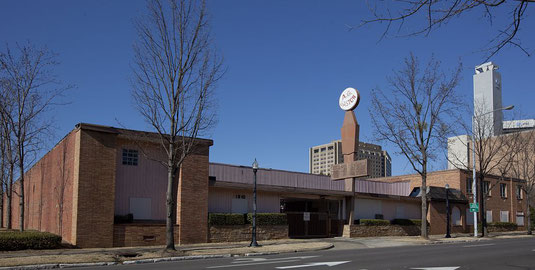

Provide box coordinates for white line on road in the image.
[232,256,319,263]
[275,261,350,269]
[462,243,495,248]
[206,260,300,269]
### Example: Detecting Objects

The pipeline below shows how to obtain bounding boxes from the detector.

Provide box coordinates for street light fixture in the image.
[471,105,514,238]
[250,158,260,247]
[445,184,451,238]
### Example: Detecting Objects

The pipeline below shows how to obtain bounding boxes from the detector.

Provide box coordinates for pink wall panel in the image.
[115,140,168,220]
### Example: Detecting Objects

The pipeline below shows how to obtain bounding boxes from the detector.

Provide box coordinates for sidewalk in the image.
[0,239,333,268]
[0,231,532,268]
[328,230,533,249]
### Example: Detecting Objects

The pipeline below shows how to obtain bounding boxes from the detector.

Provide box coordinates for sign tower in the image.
[331,87,370,235]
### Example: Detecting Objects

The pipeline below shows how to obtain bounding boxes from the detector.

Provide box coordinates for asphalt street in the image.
[85,237,534,270]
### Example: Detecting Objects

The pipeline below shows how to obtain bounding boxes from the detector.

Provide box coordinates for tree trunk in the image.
[6,162,13,229]
[19,158,24,232]
[527,196,532,235]
[479,174,487,237]
[421,171,428,239]
[165,142,176,250]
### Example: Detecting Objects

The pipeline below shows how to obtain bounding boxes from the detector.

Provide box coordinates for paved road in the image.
[90,237,534,270]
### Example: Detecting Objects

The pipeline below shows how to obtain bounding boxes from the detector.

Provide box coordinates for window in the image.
[122,149,138,166]
[486,210,493,223]
[313,149,319,153]
[328,146,333,150]
[321,148,326,152]
[500,211,509,222]
[483,181,491,195]
[466,178,473,194]
[516,185,523,200]
[516,212,525,226]
[500,183,507,198]
[452,207,462,226]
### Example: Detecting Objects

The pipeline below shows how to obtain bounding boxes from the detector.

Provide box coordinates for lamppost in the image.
[250,158,259,247]
[445,184,451,238]
[471,105,514,238]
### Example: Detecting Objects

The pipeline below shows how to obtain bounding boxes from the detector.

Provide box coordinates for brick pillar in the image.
[72,129,117,248]
[177,151,210,244]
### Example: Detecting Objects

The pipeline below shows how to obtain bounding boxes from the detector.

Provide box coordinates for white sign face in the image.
[303,212,310,221]
[339,87,360,111]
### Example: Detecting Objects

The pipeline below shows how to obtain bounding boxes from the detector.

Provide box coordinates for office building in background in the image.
[309,140,391,178]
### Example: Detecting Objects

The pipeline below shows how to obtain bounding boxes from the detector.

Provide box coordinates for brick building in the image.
[2,124,527,248]
[2,123,212,248]
[377,169,528,234]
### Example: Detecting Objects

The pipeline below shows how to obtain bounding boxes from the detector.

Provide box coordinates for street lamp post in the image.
[250,159,259,247]
[445,184,451,238]
[471,105,514,238]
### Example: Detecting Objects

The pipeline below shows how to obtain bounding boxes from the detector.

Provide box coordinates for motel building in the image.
[2,123,528,248]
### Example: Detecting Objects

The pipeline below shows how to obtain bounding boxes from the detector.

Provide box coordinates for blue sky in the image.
[1,0,534,176]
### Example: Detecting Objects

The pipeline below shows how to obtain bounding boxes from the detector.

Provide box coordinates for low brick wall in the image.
[113,224,179,247]
[343,224,422,237]
[209,225,288,243]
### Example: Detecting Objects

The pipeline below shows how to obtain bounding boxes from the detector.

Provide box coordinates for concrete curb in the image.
[0,243,335,269]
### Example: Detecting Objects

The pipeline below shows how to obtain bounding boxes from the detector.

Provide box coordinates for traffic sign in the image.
[469,203,479,213]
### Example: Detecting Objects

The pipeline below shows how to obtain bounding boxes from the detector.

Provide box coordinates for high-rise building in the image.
[473,62,503,136]
[448,62,504,170]
[309,140,391,178]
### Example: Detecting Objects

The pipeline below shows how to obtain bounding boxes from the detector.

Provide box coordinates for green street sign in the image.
[469,203,479,213]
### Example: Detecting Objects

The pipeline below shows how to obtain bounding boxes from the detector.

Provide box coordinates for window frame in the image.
[122,148,139,166]
[500,183,507,198]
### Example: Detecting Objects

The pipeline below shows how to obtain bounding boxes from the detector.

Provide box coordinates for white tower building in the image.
[473,62,503,136]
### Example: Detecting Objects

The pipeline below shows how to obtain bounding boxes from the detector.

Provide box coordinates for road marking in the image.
[275,261,350,269]
[233,256,319,263]
[411,267,460,270]
[462,243,495,248]
[207,260,300,268]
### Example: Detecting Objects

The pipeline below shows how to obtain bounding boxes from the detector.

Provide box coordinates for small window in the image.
[122,149,138,166]
[483,181,491,196]
[516,185,523,200]
[466,178,473,194]
[500,183,507,198]
[313,149,319,153]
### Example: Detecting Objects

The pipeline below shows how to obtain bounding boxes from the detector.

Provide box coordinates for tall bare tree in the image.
[132,0,222,250]
[370,53,462,238]
[447,102,516,236]
[354,0,532,61]
[0,42,70,231]
[0,71,18,229]
[510,130,535,234]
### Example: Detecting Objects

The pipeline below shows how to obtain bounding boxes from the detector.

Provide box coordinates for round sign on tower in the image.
[339,87,360,111]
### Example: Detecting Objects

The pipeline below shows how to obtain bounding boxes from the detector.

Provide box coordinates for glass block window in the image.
[122,149,138,166]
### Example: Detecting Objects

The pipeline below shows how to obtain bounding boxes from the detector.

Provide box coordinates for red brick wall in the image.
[113,224,179,247]
[177,153,209,244]
[2,131,77,244]
[428,201,470,235]
[73,129,117,247]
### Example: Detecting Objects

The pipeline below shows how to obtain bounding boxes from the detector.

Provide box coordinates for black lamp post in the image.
[445,184,451,238]
[249,158,260,247]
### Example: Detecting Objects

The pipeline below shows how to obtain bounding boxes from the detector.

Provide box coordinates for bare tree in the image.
[370,53,462,238]
[132,0,222,250]
[0,76,18,229]
[447,101,517,236]
[355,0,533,61]
[0,42,70,231]
[510,130,535,234]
